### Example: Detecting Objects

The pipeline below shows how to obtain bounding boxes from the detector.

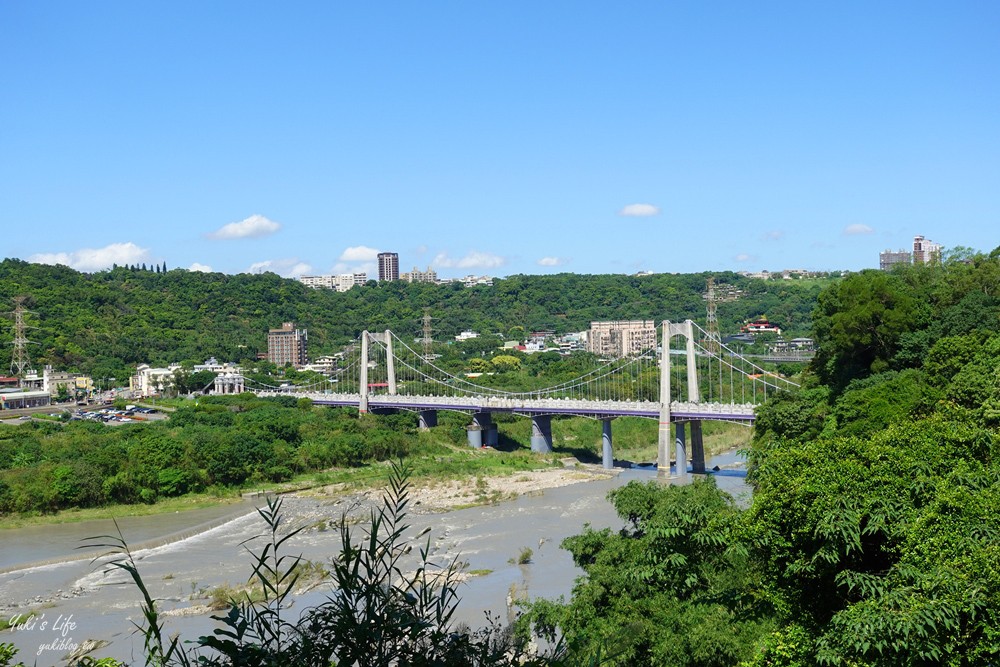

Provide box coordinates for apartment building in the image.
[879,249,911,270]
[587,320,656,358]
[267,322,308,367]
[400,266,437,283]
[377,252,399,282]
[913,235,942,264]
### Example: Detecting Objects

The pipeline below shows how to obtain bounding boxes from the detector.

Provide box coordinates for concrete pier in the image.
[675,421,688,478]
[601,418,613,469]
[530,414,553,453]
[472,412,498,447]
[690,421,706,474]
[417,409,437,430]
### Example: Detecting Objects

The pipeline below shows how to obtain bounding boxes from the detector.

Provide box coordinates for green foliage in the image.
[811,270,924,391]
[522,479,773,666]
[0,260,827,377]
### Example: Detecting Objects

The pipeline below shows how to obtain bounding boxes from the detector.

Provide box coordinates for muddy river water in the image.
[0,453,749,665]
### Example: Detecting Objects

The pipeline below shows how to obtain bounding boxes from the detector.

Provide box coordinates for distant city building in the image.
[913,235,942,264]
[587,320,656,358]
[0,389,50,409]
[303,355,340,374]
[267,322,308,367]
[400,266,437,283]
[461,275,493,287]
[455,330,480,342]
[19,365,94,399]
[299,275,334,289]
[879,249,912,270]
[377,252,399,282]
[338,273,368,291]
[299,273,368,292]
[557,332,587,355]
[740,316,782,335]
[130,364,178,397]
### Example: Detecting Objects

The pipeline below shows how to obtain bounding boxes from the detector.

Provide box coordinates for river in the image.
[0,451,748,666]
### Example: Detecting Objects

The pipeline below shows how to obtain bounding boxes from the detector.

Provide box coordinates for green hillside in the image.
[0,259,831,379]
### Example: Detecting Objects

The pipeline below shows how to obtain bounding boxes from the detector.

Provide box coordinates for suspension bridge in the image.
[213,321,797,475]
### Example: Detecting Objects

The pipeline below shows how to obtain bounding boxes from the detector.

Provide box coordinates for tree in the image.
[811,270,923,391]
[491,354,522,372]
[523,478,771,666]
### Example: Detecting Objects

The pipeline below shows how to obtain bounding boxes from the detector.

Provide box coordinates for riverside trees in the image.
[520,249,1000,665]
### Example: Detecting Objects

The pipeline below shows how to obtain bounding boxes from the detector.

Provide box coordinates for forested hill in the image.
[0,258,830,377]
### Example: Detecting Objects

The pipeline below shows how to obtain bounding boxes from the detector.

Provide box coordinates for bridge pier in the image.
[601,418,613,469]
[417,409,437,430]
[472,412,498,447]
[467,425,483,448]
[690,421,706,474]
[675,421,688,478]
[530,415,553,453]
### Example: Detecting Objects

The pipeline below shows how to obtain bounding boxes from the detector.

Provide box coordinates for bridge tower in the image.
[359,331,398,413]
[657,320,705,475]
[359,331,369,413]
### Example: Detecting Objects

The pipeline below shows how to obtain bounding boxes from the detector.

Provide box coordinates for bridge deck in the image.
[255,391,755,422]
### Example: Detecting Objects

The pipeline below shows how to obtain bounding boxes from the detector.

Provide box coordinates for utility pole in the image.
[7,296,37,377]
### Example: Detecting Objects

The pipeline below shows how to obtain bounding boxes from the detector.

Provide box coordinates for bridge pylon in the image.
[359,331,369,413]
[658,320,704,475]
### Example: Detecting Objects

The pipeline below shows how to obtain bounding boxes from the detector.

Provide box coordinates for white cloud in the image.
[619,203,660,217]
[734,253,755,262]
[30,242,150,272]
[844,223,874,235]
[761,230,784,241]
[188,263,213,273]
[246,258,312,278]
[338,245,381,262]
[207,214,281,240]
[331,261,376,276]
[432,251,507,270]
[537,256,566,267]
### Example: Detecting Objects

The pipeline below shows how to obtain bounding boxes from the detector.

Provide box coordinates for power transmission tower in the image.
[703,278,721,356]
[421,310,434,358]
[7,296,37,377]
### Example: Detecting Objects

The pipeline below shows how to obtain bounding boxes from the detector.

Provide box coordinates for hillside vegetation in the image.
[0,259,830,379]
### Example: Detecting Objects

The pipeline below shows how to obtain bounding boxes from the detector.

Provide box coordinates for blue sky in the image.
[2,2,998,278]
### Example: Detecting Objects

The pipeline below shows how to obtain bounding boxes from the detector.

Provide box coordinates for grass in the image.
[0,493,246,530]
[509,547,533,565]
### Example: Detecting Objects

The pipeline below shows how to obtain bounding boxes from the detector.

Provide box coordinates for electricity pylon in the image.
[703,278,722,356]
[7,296,37,377]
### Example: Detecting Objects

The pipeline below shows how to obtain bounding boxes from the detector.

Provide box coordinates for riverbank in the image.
[300,461,617,513]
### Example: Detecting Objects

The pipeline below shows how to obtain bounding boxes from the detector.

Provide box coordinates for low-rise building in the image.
[0,389,51,410]
[400,266,438,283]
[299,273,368,292]
[131,364,179,397]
